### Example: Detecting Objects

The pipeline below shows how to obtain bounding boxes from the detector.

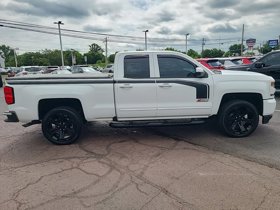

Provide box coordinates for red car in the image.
[196,58,224,70]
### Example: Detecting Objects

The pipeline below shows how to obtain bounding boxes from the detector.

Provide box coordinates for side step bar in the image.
[110,119,206,128]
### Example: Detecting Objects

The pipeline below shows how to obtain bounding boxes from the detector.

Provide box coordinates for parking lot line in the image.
[276,110,280,112]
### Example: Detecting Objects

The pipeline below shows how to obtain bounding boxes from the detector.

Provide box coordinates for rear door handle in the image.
[120,84,133,88]
[158,83,172,88]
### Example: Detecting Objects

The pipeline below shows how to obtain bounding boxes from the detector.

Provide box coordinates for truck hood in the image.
[216,70,274,82]
[225,64,250,71]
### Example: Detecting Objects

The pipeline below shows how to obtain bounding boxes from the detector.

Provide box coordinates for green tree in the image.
[89,43,104,53]
[84,52,105,64]
[187,49,200,58]
[260,43,273,54]
[108,54,115,63]
[201,48,225,58]
[228,44,245,56]
[0,44,13,58]
[164,47,181,52]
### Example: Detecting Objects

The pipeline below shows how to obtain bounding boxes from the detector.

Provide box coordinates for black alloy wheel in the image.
[42,107,83,145]
[219,100,259,137]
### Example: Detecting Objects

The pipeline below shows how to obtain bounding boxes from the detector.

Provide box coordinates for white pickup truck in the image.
[3,51,276,145]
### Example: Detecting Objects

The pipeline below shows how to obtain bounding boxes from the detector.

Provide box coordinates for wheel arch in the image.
[38,98,86,121]
[218,93,263,115]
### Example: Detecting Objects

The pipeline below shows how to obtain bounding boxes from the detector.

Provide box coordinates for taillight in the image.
[4,86,15,105]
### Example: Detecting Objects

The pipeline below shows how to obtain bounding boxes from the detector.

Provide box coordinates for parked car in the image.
[226,50,280,92]
[71,65,102,74]
[7,67,21,77]
[102,64,114,73]
[42,66,60,74]
[0,67,7,74]
[196,58,224,70]
[51,69,72,74]
[60,66,71,71]
[16,66,42,76]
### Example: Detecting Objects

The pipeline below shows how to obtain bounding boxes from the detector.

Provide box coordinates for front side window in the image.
[262,53,280,66]
[157,55,196,78]
[124,55,150,78]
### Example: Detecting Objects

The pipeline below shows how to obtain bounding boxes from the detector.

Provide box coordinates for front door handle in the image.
[120,84,133,88]
[158,83,172,88]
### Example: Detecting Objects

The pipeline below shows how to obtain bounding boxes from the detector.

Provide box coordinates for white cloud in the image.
[0,0,279,54]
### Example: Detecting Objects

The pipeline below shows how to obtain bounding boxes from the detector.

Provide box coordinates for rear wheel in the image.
[218,100,259,137]
[42,107,83,145]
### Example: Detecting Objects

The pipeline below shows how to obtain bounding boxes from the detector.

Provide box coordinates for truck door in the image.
[115,55,157,119]
[155,54,213,117]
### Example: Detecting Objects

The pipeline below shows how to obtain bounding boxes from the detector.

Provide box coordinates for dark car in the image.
[226,50,280,92]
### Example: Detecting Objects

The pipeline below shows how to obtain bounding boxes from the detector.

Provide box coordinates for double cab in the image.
[3,51,276,144]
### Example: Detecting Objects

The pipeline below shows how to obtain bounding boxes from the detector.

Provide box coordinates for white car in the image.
[16,66,42,76]
[102,64,114,73]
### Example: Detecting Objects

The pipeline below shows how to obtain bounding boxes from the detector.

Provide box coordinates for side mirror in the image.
[255,62,264,68]
[195,67,207,78]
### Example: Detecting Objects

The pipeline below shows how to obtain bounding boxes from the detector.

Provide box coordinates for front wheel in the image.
[218,100,259,137]
[42,107,83,145]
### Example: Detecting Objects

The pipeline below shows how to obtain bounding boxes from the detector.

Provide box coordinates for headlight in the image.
[270,81,276,96]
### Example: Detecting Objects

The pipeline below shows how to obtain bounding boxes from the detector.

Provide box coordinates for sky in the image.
[0,0,279,55]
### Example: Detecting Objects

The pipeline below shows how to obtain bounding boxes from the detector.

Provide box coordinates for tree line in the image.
[0,43,115,67]
[0,42,278,67]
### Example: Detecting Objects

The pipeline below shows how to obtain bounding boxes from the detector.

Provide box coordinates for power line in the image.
[0,19,242,43]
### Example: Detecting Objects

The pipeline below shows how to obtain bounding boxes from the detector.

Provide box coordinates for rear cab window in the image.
[124,55,150,78]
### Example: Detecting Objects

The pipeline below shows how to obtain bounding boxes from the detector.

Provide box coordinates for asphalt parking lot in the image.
[1,89,280,209]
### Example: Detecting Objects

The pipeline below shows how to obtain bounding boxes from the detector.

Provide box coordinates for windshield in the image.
[25,67,41,72]
[207,60,222,67]
[249,58,257,62]
[231,59,243,65]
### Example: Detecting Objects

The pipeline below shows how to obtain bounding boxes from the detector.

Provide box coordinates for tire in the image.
[42,107,83,145]
[218,100,259,138]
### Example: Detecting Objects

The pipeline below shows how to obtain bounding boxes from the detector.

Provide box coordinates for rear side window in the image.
[124,55,150,78]
[157,55,196,78]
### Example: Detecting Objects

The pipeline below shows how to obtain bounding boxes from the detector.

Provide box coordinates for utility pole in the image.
[185,33,190,54]
[143,30,149,50]
[104,37,108,66]
[54,21,64,67]
[241,24,244,56]
[202,38,205,54]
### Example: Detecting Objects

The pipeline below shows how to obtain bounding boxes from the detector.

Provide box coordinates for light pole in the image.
[70,49,75,66]
[185,33,190,54]
[54,21,64,67]
[143,30,149,50]
[13,48,19,67]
